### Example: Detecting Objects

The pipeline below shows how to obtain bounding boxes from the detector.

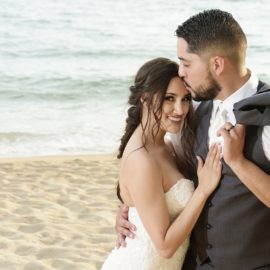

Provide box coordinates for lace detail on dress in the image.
[101,179,195,270]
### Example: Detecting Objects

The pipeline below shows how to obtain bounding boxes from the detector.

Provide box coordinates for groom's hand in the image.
[115,204,136,248]
[217,123,245,166]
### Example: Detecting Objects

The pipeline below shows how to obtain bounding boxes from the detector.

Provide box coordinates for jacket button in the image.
[207,244,213,249]
[206,224,212,230]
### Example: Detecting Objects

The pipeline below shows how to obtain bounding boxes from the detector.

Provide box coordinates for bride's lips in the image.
[168,116,182,123]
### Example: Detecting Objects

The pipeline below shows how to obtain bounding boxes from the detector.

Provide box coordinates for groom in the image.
[115,9,270,269]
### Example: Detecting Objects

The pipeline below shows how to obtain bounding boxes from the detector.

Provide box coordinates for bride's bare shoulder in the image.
[121,148,161,178]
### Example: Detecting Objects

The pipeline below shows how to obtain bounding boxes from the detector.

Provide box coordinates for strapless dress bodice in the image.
[102,179,194,270]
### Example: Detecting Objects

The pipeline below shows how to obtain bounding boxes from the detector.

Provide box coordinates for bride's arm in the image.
[125,144,222,258]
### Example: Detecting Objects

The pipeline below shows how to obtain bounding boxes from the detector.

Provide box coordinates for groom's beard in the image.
[190,73,222,102]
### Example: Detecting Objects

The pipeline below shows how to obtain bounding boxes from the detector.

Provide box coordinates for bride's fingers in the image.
[196,155,204,172]
[205,144,217,165]
[206,144,222,169]
[213,144,222,165]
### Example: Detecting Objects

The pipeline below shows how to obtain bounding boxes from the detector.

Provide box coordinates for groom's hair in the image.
[176,9,247,65]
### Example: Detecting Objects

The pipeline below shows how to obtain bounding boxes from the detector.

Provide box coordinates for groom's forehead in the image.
[177,39,195,56]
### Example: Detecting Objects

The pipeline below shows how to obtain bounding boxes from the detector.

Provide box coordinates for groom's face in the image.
[177,38,221,101]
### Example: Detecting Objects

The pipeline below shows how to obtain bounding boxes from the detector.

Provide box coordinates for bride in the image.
[102,57,222,269]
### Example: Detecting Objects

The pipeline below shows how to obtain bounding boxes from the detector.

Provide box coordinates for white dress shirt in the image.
[168,72,270,161]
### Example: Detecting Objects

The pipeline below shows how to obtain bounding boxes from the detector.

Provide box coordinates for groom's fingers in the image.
[121,218,137,232]
[221,122,234,131]
[217,127,231,140]
[233,123,245,137]
[217,123,245,138]
[217,122,233,136]
[120,205,137,231]
[116,234,121,248]
[217,122,234,139]
[116,234,126,248]
[117,219,136,238]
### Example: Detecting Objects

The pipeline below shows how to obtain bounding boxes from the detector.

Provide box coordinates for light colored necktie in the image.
[208,103,228,148]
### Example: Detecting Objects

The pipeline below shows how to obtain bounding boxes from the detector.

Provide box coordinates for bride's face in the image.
[160,77,191,134]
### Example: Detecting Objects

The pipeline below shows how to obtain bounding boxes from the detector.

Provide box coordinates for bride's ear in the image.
[140,94,146,103]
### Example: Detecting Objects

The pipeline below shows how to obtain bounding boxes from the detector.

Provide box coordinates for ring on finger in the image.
[226,125,234,132]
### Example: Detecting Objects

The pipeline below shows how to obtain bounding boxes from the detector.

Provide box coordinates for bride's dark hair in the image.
[116,57,196,202]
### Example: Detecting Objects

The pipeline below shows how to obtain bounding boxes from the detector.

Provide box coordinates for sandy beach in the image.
[0,154,120,270]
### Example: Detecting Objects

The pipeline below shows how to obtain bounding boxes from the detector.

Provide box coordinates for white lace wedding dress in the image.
[101,179,194,270]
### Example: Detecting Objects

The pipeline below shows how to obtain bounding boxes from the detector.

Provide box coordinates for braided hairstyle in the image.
[117,57,196,202]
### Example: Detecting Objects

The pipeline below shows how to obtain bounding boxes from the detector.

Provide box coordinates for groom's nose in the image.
[178,66,186,78]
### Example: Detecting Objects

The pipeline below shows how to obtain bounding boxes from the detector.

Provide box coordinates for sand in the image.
[0,154,120,270]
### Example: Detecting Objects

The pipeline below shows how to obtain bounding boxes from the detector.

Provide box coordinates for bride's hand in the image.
[197,143,222,197]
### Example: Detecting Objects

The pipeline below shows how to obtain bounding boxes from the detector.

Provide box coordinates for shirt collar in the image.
[213,70,259,111]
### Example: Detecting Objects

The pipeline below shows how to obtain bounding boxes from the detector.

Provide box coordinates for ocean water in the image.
[0,0,269,157]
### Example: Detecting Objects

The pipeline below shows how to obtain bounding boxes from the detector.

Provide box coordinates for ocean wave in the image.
[0,131,122,157]
[0,132,47,142]
[0,76,131,101]
[0,0,269,157]
[0,48,162,60]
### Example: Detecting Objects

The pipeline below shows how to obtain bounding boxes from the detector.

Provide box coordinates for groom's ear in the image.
[209,56,224,76]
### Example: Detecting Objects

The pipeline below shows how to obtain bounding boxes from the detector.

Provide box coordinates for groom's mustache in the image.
[183,80,192,89]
